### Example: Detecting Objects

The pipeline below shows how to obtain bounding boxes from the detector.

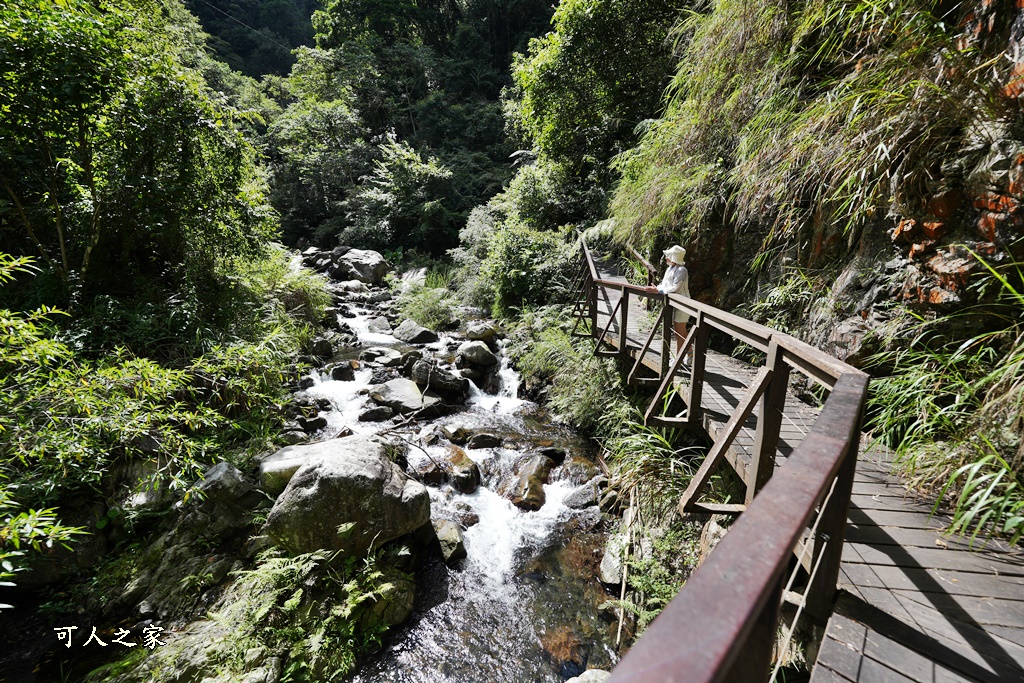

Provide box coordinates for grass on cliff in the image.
[611,0,1002,266]
[868,256,1024,541]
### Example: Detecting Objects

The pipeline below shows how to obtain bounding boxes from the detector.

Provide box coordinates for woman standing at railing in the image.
[646,245,691,365]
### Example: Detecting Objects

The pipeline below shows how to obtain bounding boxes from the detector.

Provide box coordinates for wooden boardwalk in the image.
[587,255,1024,682]
[590,256,819,483]
[813,452,1024,683]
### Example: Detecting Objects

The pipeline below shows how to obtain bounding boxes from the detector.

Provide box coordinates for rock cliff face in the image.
[663,3,1024,365]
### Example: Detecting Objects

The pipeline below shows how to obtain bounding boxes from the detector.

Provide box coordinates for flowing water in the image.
[300,302,619,682]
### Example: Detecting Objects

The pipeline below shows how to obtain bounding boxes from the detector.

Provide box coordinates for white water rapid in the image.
[298,302,618,682]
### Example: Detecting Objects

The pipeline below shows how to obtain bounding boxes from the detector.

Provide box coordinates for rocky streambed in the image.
[9,247,622,683]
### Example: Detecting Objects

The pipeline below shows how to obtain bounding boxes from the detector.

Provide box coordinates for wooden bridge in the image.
[571,244,1024,683]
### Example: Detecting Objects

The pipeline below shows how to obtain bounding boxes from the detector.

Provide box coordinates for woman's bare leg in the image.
[673,321,687,356]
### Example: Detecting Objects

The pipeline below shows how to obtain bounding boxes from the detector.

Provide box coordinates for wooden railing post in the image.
[619,288,629,359]
[686,310,709,426]
[721,576,783,683]
[804,381,865,624]
[661,296,672,377]
[746,338,790,504]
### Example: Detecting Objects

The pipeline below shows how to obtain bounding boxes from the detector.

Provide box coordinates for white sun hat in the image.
[663,245,686,265]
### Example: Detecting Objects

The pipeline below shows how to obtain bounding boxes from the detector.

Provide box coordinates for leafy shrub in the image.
[482,223,575,315]
[397,284,458,330]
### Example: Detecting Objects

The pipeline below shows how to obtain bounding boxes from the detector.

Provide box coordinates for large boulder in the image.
[333,249,391,284]
[466,322,501,342]
[367,316,393,334]
[508,454,556,511]
[457,340,498,366]
[432,519,467,564]
[371,378,443,414]
[393,320,439,344]
[265,436,430,557]
[410,359,469,397]
[447,446,481,494]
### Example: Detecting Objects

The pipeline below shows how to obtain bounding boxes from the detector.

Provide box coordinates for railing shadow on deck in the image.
[571,241,870,682]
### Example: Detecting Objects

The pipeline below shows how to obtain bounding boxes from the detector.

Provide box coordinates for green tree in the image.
[0,0,275,304]
[508,0,680,169]
[344,137,456,252]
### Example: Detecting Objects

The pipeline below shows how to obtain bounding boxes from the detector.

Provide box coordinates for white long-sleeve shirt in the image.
[657,264,690,298]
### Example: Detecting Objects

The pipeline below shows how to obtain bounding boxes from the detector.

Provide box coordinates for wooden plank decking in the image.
[812,453,1024,683]
[589,254,1024,682]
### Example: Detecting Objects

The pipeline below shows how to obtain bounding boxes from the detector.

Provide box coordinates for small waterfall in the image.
[302,305,617,681]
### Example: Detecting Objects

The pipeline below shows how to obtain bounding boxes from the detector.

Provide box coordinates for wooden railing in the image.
[571,242,870,682]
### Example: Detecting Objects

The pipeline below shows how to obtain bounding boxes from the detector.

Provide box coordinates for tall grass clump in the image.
[869,256,1024,541]
[612,0,1002,267]
[397,265,458,330]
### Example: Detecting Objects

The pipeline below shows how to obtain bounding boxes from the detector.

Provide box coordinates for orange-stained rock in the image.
[1004,62,1024,99]
[926,190,961,219]
[977,212,1004,241]
[972,193,1018,212]
[892,218,918,243]
[925,252,976,291]
[927,287,960,305]
[908,240,937,260]
[922,221,947,240]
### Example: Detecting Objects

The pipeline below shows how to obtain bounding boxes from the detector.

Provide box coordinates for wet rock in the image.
[367,316,393,334]
[298,376,316,390]
[309,334,341,360]
[433,519,467,564]
[466,432,502,449]
[418,423,444,446]
[329,361,357,381]
[599,533,627,584]
[361,346,403,367]
[451,502,479,528]
[369,367,394,384]
[534,446,566,465]
[457,340,498,366]
[366,290,392,304]
[442,423,471,445]
[447,446,481,494]
[563,476,606,509]
[411,457,445,486]
[457,367,481,380]
[400,350,424,375]
[297,414,328,432]
[567,671,612,683]
[371,378,443,415]
[333,248,391,284]
[410,359,469,397]
[393,319,439,344]
[466,322,501,342]
[266,436,430,557]
[509,454,556,511]
[359,405,394,422]
[334,280,368,294]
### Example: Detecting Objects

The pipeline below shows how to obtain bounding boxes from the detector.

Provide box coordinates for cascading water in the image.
[299,304,619,681]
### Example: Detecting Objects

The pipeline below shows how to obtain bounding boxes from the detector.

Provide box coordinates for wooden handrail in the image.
[574,241,870,682]
[607,373,868,683]
[591,276,862,387]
